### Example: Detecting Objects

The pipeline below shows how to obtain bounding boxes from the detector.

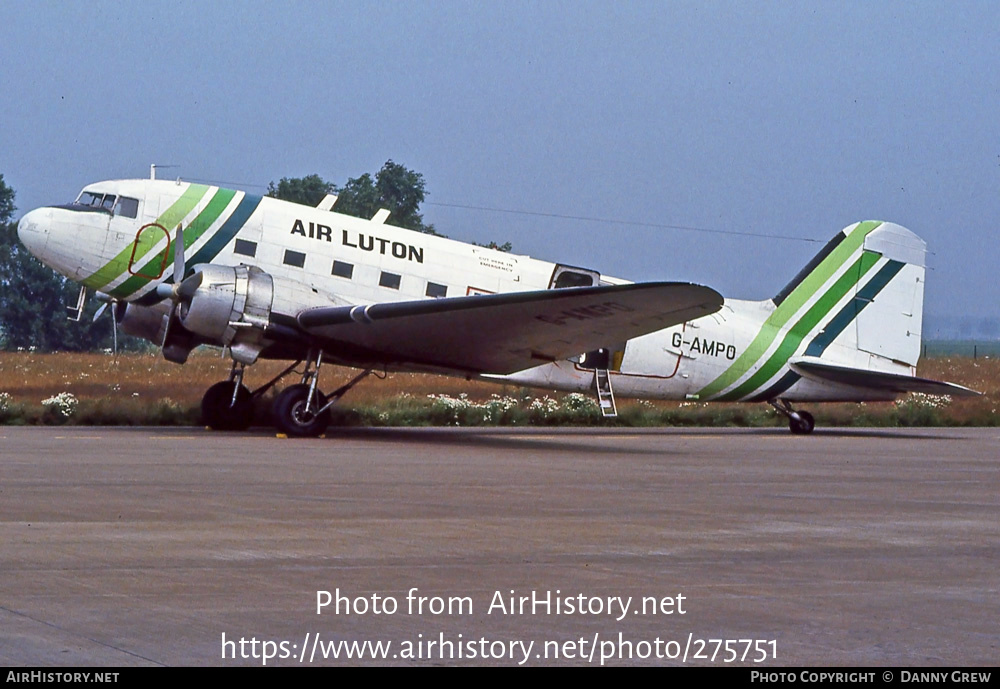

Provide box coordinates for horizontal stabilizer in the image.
[297,282,723,374]
[789,358,980,397]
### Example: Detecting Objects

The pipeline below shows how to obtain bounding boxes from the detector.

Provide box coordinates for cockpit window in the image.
[71,191,139,218]
[76,191,109,208]
[115,197,139,218]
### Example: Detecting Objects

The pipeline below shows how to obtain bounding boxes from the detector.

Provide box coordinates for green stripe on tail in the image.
[717,250,881,401]
[696,221,881,399]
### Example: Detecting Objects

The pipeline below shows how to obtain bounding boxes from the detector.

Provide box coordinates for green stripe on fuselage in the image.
[81,184,210,290]
[182,193,261,268]
[745,258,908,403]
[109,187,237,298]
[696,221,882,399]
[130,192,263,307]
[717,250,881,401]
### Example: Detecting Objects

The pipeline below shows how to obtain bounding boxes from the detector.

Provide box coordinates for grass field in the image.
[923,340,1000,358]
[0,350,996,427]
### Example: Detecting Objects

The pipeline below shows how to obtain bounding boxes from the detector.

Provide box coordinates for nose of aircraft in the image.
[16,207,51,258]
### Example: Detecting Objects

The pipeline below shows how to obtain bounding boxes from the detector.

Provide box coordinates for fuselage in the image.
[16,179,583,307]
[503,294,906,403]
[18,178,922,405]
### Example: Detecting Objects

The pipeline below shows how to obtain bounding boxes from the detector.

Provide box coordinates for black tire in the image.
[201,381,253,431]
[272,384,331,437]
[789,410,815,435]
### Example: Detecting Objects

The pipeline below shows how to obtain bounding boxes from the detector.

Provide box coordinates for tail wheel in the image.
[201,381,254,431]
[272,384,331,437]
[789,411,815,435]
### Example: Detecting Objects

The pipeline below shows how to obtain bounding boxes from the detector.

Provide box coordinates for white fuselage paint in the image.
[18,179,924,405]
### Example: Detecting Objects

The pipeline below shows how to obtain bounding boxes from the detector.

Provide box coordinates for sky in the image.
[2,1,997,333]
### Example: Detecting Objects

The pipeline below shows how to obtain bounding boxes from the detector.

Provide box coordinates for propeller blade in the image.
[173,223,185,283]
[90,293,122,354]
[161,311,173,348]
[92,292,118,322]
[176,270,204,300]
[111,300,118,356]
[154,267,203,302]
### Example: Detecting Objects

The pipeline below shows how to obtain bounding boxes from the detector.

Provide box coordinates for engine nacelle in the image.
[177,264,275,364]
[118,302,165,343]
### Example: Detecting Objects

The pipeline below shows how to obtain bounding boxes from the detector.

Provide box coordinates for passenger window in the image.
[234,239,257,257]
[379,271,401,290]
[426,282,447,298]
[332,261,353,279]
[283,249,306,268]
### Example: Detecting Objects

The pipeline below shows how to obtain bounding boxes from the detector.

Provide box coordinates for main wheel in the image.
[789,410,815,435]
[272,384,331,437]
[201,381,254,431]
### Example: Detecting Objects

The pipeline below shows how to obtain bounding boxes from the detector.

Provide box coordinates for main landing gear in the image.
[199,350,373,437]
[768,399,815,435]
[201,379,253,431]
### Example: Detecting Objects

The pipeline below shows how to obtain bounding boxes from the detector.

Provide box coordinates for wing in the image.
[296,282,723,374]
[789,358,981,397]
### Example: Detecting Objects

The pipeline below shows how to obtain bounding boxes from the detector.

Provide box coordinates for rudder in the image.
[853,222,925,366]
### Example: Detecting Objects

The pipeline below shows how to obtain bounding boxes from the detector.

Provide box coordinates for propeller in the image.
[154,223,209,353]
[156,223,187,348]
[174,220,185,284]
[92,292,121,356]
[155,222,187,301]
[93,299,110,321]
[89,224,193,358]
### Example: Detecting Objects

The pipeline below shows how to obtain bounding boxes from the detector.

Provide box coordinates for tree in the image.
[0,173,14,224]
[266,174,337,208]
[269,160,439,235]
[326,172,379,220]
[268,161,514,249]
[474,240,513,253]
[0,174,122,352]
[334,160,439,234]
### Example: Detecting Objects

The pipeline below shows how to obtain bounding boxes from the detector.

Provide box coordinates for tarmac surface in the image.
[1,425,997,666]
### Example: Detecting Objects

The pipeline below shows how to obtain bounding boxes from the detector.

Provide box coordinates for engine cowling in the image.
[118,302,164,342]
[177,264,275,364]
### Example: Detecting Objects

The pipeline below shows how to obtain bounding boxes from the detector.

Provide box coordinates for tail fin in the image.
[849,222,926,366]
[699,221,931,401]
[772,220,925,368]
[781,221,979,399]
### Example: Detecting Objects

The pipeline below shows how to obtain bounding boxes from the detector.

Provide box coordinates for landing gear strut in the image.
[200,351,373,437]
[769,399,815,435]
[201,364,253,431]
[272,384,331,437]
[201,358,302,432]
[271,350,373,437]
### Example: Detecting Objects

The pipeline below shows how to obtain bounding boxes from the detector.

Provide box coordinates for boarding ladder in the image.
[594,368,618,418]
